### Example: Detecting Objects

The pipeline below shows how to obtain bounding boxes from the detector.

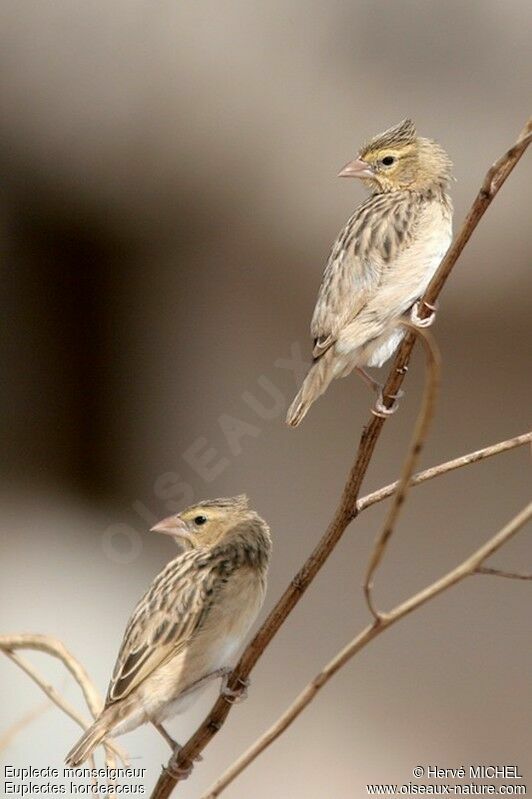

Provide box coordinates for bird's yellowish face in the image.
[338,119,452,193]
[151,496,250,549]
[339,141,429,192]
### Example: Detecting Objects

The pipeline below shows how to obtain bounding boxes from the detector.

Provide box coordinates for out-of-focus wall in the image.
[1,2,530,797]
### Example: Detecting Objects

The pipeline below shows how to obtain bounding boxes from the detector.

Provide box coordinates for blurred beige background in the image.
[1,1,531,797]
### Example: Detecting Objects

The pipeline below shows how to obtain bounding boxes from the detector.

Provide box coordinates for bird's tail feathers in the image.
[65,712,114,767]
[286,349,338,427]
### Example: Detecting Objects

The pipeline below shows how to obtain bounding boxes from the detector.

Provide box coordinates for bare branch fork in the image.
[149,118,531,797]
[356,431,531,513]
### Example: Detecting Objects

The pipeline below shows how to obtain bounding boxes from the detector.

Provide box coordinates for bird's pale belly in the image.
[147,629,248,724]
[133,567,264,725]
[337,222,452,369]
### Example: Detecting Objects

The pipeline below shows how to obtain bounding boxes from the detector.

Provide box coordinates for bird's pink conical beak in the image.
[151,515,192,544]
[337,158,374,179]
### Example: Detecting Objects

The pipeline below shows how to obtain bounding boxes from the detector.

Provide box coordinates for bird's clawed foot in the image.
[160,737,203,780]
[410,299,438,328]
[371,389,404,418]
[165,757,195,781]
[154,723,203,762]
[221,674,250,704]
[355,366,404,418]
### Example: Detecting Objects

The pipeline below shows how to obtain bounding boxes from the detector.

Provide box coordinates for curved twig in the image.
[364,323,440,620]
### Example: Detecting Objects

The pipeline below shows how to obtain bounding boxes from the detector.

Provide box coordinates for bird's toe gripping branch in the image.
[410,299,438,328]
[165,756,194,781]
[164,743,205,781]
[371,389,404,418]
[221,674,250,704]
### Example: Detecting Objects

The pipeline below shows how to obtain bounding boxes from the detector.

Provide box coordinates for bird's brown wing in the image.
[105,550,218,705]
[310,193,417,358]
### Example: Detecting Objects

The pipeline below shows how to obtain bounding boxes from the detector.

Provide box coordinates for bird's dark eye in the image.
[194,515,207,526]
[382,155,395,166]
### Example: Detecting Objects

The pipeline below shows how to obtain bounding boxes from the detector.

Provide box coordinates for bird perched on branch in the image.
[66,496,271,767]
[286,118,453,427]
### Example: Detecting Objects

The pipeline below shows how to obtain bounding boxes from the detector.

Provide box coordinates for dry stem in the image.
[150,118,531,798]
[364,323,440,619]
[476,566,532,580]
[357,431,532,512]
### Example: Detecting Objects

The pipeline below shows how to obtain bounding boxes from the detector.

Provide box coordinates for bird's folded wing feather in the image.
[105,551,218,704]
[310,193,418,357]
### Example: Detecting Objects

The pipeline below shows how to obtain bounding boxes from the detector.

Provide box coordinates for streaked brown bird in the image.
[286,118,453,427]
[66,496,271,767]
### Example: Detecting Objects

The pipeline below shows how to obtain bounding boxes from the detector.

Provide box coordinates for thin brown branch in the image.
[203,502,532,798]
[150,118,532,799]
[476,566,532,580]
[357,431,532,512]
[364,323,440,620]
[0,635,128,769]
